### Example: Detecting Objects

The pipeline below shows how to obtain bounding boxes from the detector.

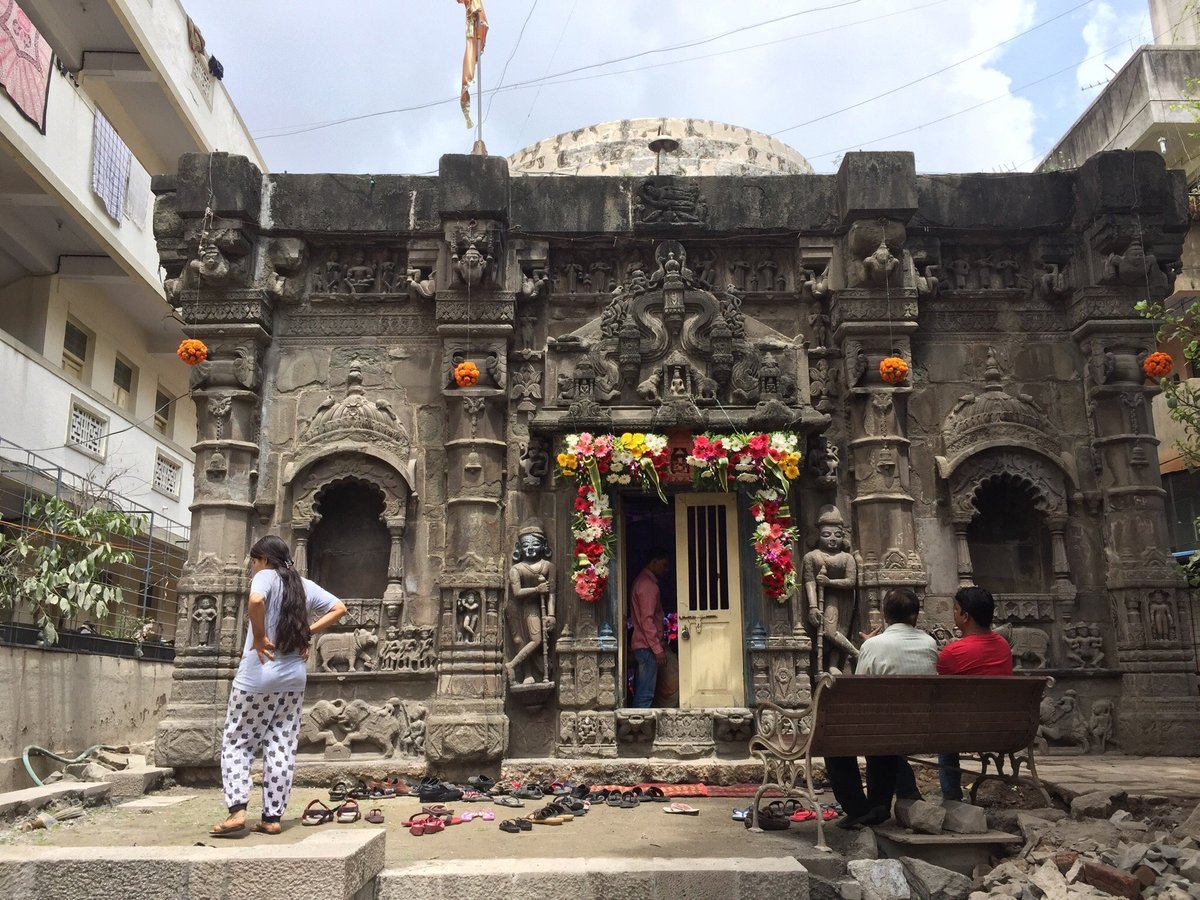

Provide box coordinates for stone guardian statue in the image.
[801,505,860,673]
[505,521,556,685]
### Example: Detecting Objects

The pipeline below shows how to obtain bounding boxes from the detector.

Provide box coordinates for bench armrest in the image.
[750,697,816,762]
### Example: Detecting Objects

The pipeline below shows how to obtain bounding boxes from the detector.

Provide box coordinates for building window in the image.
[62,320,89,379]
[154,389,173,436]
[152,452,182,498]
[112,357,136,411]
[68,400,107,458]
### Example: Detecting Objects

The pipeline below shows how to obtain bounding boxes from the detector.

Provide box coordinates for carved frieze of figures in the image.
[298,697,427,758]
[308,246,413,296]
[939,247,1025,291]
[314,628,378,673]
[1063,621,1105,668]
[635,178,708,226]
[376,625,437,672]
[996,623,1050,669]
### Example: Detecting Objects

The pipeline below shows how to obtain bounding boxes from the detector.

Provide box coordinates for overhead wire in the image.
[483,0,538,125]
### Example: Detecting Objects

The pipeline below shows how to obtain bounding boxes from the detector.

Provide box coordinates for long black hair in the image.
[250,535,310,655]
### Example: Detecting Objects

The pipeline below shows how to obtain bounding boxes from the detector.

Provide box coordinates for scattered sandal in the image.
[329,781,348,802]
[493,794,524,808]
[407,813,445,835]
[335,799,361,823]
[366,808,385,824]
[347,779,369,800]
[663,802,700,816]
[527,806,565,825]
[301,800,334,826]
[499,818,522,833]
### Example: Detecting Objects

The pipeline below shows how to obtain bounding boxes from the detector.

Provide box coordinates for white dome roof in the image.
[508,118,812,177]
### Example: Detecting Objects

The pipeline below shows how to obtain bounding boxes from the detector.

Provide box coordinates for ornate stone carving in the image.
[808,435,840,488]
[314,628,378,673]
[297,697,427,758]
[456,590,481,643]
[1089,699,1115,753]
[1036,688,1091,754]
[635,178,707,226]
[376,625,437,672]
[802,505,859,671]
[190,596,218,647]
[714,710,754,743]
[615,710,656,744]
[845,219,905,288]
[510,360,543,413]
[1063,622,1105,668]
[450,219,498,287]
[518,438,550,488]
[1101,237,1167,290]
[651,710,715,758]
[557,710,617,757]
[505,522,556,686]
[996,623,1050,669]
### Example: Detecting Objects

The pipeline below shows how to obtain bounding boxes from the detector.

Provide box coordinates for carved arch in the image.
[948,450,1068,527]
[289,452,410,530]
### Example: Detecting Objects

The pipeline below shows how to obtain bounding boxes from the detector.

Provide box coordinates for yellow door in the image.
[675,493,745,708]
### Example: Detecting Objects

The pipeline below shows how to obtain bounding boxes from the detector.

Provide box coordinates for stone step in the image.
[99,765,172,802]
[377,857,808,900]
[0,782,111,819]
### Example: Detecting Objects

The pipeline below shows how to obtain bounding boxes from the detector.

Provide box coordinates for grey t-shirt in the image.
[231,569,340,693]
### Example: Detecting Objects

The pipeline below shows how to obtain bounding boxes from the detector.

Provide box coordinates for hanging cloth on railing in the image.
[0,0,53,134]
[91,110,131,223]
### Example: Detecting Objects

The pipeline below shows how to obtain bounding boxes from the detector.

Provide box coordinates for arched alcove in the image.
[308,479,390,599]
[966,474,1054,594]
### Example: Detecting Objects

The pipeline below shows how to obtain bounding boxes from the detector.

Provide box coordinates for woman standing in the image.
[210,535,346,836]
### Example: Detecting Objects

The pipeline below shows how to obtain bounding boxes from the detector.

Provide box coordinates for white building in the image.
[0,0,261,640]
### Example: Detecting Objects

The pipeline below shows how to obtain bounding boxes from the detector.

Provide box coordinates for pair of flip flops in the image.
[460,809,496,822]
[405,813,445,835]
[493,794,524,808]
[789,806,840,822]
[302,799,361,825]
[499,818,533,833]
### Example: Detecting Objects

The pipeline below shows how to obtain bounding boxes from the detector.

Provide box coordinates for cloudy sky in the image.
[186,0,1159,176]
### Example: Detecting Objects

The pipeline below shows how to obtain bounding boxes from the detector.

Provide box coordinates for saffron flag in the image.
[458,0,488,129]
[0,0,52,133]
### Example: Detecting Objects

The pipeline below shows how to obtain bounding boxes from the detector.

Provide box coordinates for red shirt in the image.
[630,567,664,655]
[936,632,1013,676]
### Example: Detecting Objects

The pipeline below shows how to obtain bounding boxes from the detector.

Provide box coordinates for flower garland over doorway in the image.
[557,432,802,604]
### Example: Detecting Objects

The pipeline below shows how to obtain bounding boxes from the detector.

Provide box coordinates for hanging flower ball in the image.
[176,338,208,366]
[1143,351,1173,379]
[879,355,909,385]
[453,360,480,388]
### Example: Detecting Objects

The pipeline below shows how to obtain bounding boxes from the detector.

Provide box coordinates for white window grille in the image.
[153,453,181,498]
[68,401,106,458]
[190,52,214,107]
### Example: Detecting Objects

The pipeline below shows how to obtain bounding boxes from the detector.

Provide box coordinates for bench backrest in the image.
[809,675,1046,757]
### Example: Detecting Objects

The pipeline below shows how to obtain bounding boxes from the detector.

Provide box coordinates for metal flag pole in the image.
[472,37,487,155]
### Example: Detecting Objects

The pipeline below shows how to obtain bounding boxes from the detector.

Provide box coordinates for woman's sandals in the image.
[301,800,335,826]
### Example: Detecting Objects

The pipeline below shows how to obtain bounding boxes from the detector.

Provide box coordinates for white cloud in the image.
[1076,2,1148,92]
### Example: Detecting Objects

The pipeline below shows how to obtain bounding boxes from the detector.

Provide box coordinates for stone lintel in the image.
[176,152,265,221]
[439,154,509,220]
[836,151,917,228]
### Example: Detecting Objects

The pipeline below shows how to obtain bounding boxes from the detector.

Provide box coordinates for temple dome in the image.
[508,118,812,177]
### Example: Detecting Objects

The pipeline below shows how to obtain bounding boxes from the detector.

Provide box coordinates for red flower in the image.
[747,434,770,459]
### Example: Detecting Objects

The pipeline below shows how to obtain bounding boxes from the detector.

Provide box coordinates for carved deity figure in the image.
[189,235,230,286]
[505,522,556,685]
[191,596,218,647]
[457,590,481,643]
[1148,590,1176,641]
[801,505,860,672]
[344,250,376,293]
[1089,699,1114,753]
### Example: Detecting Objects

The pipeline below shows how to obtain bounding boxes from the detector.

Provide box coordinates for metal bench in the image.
[749,674,1050,850]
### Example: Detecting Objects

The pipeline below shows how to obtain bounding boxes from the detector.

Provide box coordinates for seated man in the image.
[824,587,938,829]
[936,585,1013,800]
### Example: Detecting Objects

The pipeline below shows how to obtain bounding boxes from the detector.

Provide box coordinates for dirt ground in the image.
[0,786,869,867]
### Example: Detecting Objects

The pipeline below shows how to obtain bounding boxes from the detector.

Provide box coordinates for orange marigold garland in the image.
[879,355,909,385]
[176,338,208,366]
[1143,351,1173,379]
[453,360,480,387]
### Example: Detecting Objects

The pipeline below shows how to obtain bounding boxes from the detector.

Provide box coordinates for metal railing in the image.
[0,437,189,658]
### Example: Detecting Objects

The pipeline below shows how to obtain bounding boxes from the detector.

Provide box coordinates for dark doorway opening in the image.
[309,480,390,598]
[966,476,1053,594]
[623,495,677,707]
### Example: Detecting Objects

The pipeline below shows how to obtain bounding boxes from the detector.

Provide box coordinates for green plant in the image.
[0,497,142,643]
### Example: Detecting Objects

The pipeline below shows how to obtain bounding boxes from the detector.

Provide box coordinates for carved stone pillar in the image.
[831,154,928,624]
[384,524,406,604]
[1068,151,1199,754]
[424,155,514,768]
[153,154,271,768]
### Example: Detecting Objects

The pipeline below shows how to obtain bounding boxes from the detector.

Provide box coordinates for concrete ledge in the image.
[379,857,809,900]
[0,782,111,818]
[0,829,385,900]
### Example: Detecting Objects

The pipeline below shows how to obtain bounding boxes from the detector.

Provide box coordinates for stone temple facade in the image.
[152,122,1199,778]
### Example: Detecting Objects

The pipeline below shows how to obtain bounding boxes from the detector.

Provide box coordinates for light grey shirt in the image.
[856,623,938,676]
[232,569,340,693]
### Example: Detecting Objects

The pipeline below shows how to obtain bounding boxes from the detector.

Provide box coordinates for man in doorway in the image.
[936,585,1013,800]
[630,547,670,708]
[824,587,937,829]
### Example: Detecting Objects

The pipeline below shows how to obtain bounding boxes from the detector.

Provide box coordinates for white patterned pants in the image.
[220,688,304,821]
